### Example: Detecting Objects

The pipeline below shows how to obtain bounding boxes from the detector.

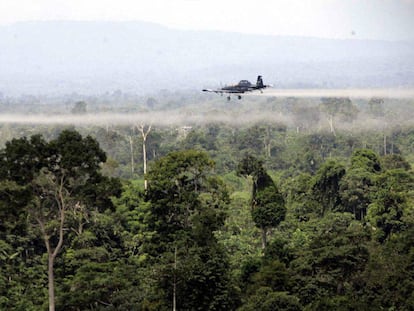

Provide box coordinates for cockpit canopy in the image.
[237,80,252,87]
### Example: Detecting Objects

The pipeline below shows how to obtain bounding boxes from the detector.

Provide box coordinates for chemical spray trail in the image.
[250,88,414,99]
[1,88,414,130]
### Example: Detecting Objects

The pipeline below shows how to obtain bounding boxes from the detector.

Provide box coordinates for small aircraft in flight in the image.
[203,75,270,100]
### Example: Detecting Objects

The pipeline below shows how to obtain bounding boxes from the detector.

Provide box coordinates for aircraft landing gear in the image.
[227,96,231,101]
[238,95,242,100]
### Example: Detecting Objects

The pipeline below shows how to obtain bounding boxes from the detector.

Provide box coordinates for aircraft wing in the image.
[202,89,221,93]
[202,88,245,94]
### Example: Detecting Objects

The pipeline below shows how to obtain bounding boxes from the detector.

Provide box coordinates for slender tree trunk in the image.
[48,254,56,311]
[261,228,267,249]
[327,115,336,136]
[40,224,63,311]
[35,174,67,311]
[143,137,148,190]
[128,135,134,176]
[265,126,271,158]
[173,246,177,311]
[137,124,152,190]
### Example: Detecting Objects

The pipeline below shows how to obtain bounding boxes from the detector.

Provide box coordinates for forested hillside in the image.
[1,94,414,310]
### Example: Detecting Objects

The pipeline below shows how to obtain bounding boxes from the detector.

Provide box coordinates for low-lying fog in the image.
[1,95,413,134]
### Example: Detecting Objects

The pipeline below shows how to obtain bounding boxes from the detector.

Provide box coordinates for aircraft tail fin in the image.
[256,75,264,88]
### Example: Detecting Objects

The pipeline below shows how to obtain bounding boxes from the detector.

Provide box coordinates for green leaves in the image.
[311,160,346,215]
[239,287,302,311]
[1,122,414,310]
[0,130,122,311]
[142,150,235,309]
[367,169,412,242]
[350,149,381,173]
[146,150,219,241]
[252,186,286,230]
[238,155,286,248]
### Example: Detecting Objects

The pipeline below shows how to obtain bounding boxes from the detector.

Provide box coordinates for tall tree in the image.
[0,130,121,311]
[319,97,358,136]
[339,168,373,220]
[137,124,152,190]
[291,213,369,306]
[349,149,381,174]
[144,150,234,310]
[339,149,382,220]
[311,160,346,216]
[29,168,72,311]
[237,155,286,249]
[368,169,412,242]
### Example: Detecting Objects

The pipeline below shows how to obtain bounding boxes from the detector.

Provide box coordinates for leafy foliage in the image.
[1,113,414,310]
[238,155,286,248]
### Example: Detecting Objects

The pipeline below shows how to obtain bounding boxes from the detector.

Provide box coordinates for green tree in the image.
[311,160,346,216]
[236,126,267,156]
[283,172,318,221]
[291,213,369,306]
[239,287,302,311]
[0,130,121,311]
[349,149,381,173]
[339,149,382,220]
[237,155,286,248]
[0,180,46,310]
[362,226,414,310]
[368,169,412,242]
[381,154,411,171]
[339,168,373,220]
[58,209,144,310]
[144,150,235,310]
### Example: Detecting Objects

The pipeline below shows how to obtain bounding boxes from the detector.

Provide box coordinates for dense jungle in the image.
[1,93,414,310]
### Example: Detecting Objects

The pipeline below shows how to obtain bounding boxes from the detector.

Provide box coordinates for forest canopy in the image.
[1,95,414,310]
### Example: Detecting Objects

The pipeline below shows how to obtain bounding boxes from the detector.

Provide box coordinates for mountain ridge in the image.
[0,20,413,96]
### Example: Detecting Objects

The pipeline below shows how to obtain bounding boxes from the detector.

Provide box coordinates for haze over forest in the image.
[3,14,414,311]
[1,21,414,96]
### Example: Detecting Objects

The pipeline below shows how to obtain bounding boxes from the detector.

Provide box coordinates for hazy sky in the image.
[1,0,414,40]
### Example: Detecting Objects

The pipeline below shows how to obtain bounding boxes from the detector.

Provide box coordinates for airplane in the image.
[202,75,270,100]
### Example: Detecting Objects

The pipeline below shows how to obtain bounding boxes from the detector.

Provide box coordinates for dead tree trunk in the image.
[137,124,152,190]
[128,135,135,176]
[327,114,336,136]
